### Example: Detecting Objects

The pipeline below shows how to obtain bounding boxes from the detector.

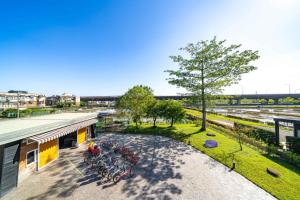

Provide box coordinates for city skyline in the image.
[1,0,300,96]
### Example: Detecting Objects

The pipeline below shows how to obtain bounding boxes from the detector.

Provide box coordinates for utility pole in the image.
[17,91,20,118]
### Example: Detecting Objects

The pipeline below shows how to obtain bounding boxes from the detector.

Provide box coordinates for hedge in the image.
[286,136,300,154]
[234,123,276,145]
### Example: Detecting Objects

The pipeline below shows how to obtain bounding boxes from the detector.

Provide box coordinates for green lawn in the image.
[125,123,300,200]
[185,108,273,128]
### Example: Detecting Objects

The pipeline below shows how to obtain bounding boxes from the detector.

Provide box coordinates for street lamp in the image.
[285,84,291,94]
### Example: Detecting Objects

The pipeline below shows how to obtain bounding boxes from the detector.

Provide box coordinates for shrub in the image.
[286,136,300,154]
[20,109,33,117]
[234,123,276,145]
[266,145,278,155]
[2,108,18,117]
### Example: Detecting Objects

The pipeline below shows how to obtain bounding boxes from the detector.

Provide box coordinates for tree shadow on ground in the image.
[25,151,82,200]
[202,149,241,172]
[96,133,197,199]
[263,154,300,176]
[22,133,196,200]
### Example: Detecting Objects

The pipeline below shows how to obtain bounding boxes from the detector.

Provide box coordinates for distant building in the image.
[0,91,46,110]
[46,93,80,107]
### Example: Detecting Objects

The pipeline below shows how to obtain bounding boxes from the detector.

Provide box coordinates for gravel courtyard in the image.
[3,133,276,200]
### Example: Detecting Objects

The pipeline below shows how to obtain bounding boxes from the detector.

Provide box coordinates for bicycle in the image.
[112,162,134,183]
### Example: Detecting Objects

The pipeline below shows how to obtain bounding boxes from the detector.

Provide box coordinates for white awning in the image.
[29,118,97,144]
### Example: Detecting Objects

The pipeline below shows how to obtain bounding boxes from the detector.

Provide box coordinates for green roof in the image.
[0,112,98,145]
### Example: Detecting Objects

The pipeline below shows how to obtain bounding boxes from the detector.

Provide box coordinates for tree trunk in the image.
[238,133,243,151]
[200,63,206,131]
[153,117,157,127]
[170,117,174,127]
[201,98,206,131]
[134,119,138,127]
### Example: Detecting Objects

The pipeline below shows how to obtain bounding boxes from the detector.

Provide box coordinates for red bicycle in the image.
[112,163,134,183]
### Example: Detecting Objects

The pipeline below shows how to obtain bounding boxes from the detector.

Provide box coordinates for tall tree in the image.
[166,37,259,131]
[116,85,155,126]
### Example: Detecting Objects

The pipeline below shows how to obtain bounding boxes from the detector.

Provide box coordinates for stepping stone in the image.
[205,140,218,148]
[207,133,216,137]
[267,168,280,177]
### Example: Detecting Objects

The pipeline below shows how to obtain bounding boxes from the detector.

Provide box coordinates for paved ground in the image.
[3,134,276,200]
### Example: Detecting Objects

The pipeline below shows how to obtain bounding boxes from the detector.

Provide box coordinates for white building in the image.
[0,92,46,110]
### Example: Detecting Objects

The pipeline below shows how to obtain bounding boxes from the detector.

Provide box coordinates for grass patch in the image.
[125,123,300,200]
[185,108,273,128]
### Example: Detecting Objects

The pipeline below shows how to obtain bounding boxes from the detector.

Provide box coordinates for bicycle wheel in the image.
[97,166,104,174]
[101,168,108,178]
[83,157,88,165]
[107,172,113,180]
[113,174,121,184]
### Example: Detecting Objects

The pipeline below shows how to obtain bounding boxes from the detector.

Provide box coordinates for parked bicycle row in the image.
[83,140,140,183]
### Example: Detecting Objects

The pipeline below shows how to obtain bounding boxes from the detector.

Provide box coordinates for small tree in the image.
[280,97,296,104]
[161,100,185,127]
[268,99,275,104]
[80,101,87,107]
[116,85,155,126]
[259,99,267,105]
[147,100,162,127]
[166,37,259,131]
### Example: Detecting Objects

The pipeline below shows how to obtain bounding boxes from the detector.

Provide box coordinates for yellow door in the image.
[39,139,58,168]
[77,127,87,144]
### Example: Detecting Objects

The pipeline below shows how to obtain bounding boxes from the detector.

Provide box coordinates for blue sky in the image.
[1,0,300,96]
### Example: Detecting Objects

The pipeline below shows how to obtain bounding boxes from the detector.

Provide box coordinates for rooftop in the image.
[0,112,98,145]
[274,117,300,123]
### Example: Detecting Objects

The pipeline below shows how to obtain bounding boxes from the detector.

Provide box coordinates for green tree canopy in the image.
[116,85,155,126]
[166,37,259,131]
[160,100,185,127]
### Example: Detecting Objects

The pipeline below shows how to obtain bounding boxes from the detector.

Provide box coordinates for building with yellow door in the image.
[0,112,98,197]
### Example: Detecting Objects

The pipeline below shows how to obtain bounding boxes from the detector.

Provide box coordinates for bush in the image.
[279,151,300,167]
[234,123,276,145]
[2,108,18,117]
[266,145,278,155]
[20,109,33,117]
[286,136,300,154]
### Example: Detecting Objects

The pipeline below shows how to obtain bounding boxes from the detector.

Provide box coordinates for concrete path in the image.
[3,134,276,200]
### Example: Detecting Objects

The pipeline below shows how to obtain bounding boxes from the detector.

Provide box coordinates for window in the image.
[297,130,300,138]
[26,150,36,166]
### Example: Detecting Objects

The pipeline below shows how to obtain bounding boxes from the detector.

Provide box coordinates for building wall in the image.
[45,94,79,107]
[0,92,45,109]
[39,139,58,168]
[0,141,21,197]
[77,127,87,144]
[19,141,38,172]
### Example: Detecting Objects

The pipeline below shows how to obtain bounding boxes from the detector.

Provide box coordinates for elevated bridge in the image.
[81,93,300,105]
